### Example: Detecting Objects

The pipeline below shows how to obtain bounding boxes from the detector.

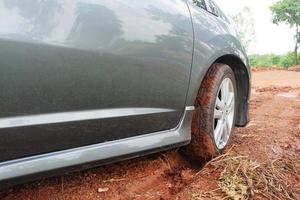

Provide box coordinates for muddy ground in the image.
[1,69,300,200]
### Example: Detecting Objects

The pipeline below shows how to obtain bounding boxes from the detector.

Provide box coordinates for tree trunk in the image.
[295,43,298,66]
[295,27,299,66]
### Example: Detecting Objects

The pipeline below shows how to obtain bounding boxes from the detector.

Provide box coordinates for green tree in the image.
[279,52,295,67]
[230,7,256,52]
[271,0,300,65]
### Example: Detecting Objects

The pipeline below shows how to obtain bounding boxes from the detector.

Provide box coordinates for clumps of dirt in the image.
[252,65,300,73]
[251,67,286,72]
[295,130,300,138]
[159,151,198,196]
[292,127,300,138]
[289,65,300,72]
[290,115,300,138]
[164,167,195,195]
[256,86,292,93]
[192,151,300,200]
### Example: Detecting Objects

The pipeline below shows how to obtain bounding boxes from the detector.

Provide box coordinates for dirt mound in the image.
[251,67,285,72]
[256,86,292,93]
[289,65,300,72]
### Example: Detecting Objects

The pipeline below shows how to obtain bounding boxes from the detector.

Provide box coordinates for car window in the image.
[192,0,207,10]
[206,0,219,16]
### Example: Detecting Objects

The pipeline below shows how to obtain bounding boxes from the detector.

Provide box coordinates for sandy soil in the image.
[1,70,300,200]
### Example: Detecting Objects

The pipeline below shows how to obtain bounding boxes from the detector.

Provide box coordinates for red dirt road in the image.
[1,69,300,200]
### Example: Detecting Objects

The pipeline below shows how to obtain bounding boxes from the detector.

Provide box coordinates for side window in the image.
[206,0,219,16]
[192,0,207,10]
[192,0,227,21]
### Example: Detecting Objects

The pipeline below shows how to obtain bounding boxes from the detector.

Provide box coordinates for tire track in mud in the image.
[1,151,202,200]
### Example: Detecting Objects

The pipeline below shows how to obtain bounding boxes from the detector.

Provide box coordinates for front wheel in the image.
[184,63,237,161]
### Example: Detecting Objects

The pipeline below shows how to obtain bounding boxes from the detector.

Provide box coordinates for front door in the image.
[0,0,193,162]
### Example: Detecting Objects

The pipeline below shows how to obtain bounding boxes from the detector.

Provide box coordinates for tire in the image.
[184,63,237,161]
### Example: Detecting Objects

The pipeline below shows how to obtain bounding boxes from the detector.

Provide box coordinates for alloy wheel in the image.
[213,78,235,149]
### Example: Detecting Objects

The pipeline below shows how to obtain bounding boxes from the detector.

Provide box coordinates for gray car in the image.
[0,0,250,188]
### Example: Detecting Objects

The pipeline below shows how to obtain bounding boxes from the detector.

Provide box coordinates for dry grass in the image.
[192,151,300,200]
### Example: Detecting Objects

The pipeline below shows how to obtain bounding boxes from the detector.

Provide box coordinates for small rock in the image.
[97,187,109,193]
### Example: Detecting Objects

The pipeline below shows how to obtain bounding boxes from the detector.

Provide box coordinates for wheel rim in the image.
[213,78,235,149]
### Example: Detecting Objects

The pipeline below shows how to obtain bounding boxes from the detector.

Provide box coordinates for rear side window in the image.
[193,0,207,10]
[206,0,219,16]
[192,0,228,22]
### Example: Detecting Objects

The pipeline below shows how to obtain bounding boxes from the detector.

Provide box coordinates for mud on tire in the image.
[183,63,237,161]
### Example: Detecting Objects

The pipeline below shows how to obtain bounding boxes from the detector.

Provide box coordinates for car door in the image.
[0,0,193,162]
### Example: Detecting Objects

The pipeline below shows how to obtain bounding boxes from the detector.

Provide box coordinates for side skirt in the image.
[0,107,194,187]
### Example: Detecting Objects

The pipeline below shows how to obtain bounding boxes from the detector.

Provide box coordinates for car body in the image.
[0,0,250,188]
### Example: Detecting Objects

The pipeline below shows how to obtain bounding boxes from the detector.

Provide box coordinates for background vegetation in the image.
[249,52,299,68]
[271,0,300,66]
[230,0,300,68]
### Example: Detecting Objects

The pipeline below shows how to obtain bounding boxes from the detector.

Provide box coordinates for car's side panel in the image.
[0,107,193,189]
[0,0,193,162]
[185,0,250,107]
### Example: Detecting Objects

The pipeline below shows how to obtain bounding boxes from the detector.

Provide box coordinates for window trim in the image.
[192,0,207,11]
[204,0,219,17]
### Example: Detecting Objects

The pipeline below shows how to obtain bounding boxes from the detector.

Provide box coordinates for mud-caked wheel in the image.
[184,63,237,161]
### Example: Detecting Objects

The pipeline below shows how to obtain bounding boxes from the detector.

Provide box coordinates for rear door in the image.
[0,0,193,162]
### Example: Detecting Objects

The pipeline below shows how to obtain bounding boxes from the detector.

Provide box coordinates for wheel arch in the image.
[186,53,250,127]
[214,54,250,127]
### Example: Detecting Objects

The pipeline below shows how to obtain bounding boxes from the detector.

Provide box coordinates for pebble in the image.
[97,187,109,193]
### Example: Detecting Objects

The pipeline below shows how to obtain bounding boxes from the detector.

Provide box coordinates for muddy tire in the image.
[184,63,237,161]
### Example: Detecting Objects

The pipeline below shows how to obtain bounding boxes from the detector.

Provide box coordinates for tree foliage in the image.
[229,7,255,52]
[271,0,300,65]
[249,52,297,68]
